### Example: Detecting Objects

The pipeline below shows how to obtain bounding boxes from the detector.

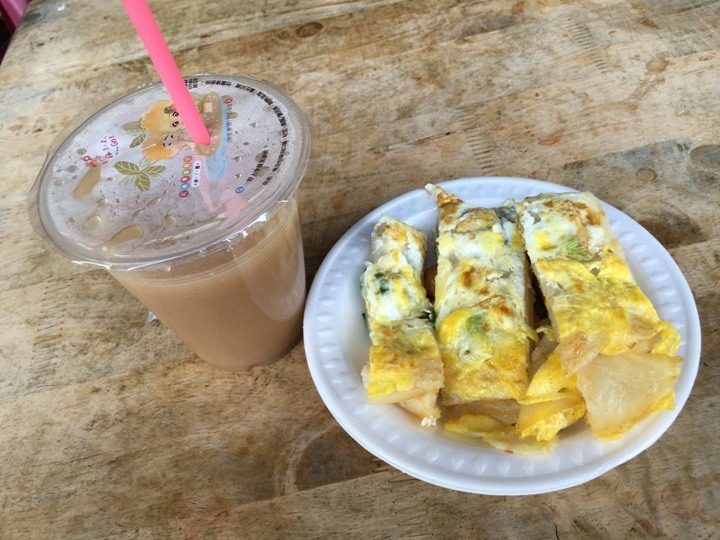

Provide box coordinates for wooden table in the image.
[1,0,718,537]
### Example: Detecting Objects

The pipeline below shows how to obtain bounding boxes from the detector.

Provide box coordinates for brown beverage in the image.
[112,198,305,369]
[30,75,311,370]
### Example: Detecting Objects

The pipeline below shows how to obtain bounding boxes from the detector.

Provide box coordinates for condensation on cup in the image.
[29,74,311,371]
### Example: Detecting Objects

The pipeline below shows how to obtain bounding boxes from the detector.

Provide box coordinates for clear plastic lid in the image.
[29,74,310,270]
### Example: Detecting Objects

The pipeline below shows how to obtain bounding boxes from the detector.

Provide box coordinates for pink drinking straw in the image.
[121,0,211,146]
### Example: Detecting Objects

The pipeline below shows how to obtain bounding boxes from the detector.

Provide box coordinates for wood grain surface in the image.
[1,0,718,537]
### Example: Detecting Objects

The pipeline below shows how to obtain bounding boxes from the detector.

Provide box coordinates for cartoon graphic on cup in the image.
[122,91,247,223]
[138,101,192,160]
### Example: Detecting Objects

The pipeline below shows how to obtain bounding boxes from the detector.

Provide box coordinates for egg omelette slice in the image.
[426,184,535,408]
[360,215,444,425]
[516,192,682,440]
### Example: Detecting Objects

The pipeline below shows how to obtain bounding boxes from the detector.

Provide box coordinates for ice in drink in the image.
[30,75,311,370]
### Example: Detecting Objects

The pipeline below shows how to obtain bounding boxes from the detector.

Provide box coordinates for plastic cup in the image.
[29,74,311,371]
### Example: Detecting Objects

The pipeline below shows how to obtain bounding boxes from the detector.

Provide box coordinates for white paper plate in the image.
[303,177,701,495]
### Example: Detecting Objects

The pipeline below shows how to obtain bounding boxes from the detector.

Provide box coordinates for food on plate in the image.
[426,184,535,403]
[515,192,682,439]
[360,215,444,425]
[358,186,684,450]
[425,185,542,450]
[515,331,586,441]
